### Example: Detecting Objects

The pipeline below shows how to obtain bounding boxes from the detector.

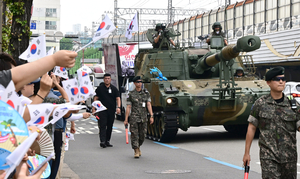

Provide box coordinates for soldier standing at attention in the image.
[243,66,300,179]
[124,76,154,158]
[206,22,228,46]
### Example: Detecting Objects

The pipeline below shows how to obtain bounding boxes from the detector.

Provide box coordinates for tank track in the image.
[147,111,178,143]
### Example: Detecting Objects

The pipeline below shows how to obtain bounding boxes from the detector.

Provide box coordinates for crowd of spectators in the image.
[0,50,91,179]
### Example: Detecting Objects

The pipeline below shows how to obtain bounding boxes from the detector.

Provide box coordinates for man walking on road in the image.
[124,76,154,158]
[243,66,300,179]
[94,73,121,148]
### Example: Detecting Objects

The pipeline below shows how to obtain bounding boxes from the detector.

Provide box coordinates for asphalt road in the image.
[64,117,258,179]
[64,117,300,179]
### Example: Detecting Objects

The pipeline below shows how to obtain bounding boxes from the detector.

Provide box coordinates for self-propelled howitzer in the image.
[134,29,269,142]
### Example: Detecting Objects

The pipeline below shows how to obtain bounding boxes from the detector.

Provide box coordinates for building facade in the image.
[73,24,82,34]
[31,0,61,51]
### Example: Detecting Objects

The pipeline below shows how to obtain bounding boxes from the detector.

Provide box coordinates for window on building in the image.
[46,8,57,17]
[45,21,56,30]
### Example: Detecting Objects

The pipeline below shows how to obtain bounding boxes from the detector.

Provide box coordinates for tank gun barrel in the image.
[194,35,261,74]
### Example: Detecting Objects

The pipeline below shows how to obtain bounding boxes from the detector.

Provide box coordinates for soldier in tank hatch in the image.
[152,23,175,49]
[206,22,228,46]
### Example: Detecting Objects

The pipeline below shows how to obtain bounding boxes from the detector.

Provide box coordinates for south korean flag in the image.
[62,78,81,104]
[54,66,68,79]
[0,81,23,116]
[26,103,54,126]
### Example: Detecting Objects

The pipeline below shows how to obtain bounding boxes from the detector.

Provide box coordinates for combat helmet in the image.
[234,66,245,77]
[236,66,244,72]
[155,23,167,31]
[155,23,162,31]
[212,22,222,30]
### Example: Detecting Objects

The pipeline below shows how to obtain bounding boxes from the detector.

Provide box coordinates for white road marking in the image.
[113,129,122,133]
[86,131,93,134]
[89,122,96,124]
[202,127,224,133]
[78,127,84,130]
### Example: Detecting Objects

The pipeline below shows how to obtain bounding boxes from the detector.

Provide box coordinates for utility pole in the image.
[114,0,118,27]
[168,0,173,24]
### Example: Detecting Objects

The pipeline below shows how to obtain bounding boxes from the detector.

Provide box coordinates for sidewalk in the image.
[60,163,80,179]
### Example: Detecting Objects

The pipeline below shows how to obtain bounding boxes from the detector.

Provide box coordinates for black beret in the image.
[265,66,285,81]
[133,76,142,82]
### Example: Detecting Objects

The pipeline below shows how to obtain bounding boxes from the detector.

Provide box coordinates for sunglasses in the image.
[135,81,143,83]
[271,77,286,81]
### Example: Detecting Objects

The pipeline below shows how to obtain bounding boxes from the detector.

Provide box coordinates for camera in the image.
[155,23,167,31]
[161,23,166,31]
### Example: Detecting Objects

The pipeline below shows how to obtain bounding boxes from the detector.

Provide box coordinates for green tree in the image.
[6,0,33,60]
[60,38,73,50]
[1,119,18,147]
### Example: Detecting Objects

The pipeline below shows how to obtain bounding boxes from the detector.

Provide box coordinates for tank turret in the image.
[193,35,261,74]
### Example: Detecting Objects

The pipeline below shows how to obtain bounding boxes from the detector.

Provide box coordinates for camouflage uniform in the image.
[210,31,226,38]
[152,33,173,49]
[127,88,151,149]
[248,94,300,179]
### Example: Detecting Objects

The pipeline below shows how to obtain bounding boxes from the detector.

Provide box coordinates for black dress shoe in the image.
[105,142,113,147]
[100,142,107,148]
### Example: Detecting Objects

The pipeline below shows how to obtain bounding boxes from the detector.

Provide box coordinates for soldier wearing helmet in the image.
[234,67,245,77]
[152,23,175,49]
[206,22,228,46]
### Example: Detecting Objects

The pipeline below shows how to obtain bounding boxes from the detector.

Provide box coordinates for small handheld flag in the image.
[19,35,46,62]
[26,104,54,126]
[125,124,129,144]
[54,66,68,79]
[62,79,81,104]
[92,101,107,113]
[77,72,95,101]
[1,81,23,116]
[93,15,116,42]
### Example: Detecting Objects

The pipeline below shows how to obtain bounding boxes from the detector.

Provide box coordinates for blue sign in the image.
[30,23,36,30]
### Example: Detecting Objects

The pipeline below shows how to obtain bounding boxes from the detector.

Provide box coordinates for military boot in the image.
[134,148,139,158]
[138,148,141,156]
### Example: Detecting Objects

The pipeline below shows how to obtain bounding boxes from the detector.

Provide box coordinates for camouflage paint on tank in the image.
[144,78,269,130]
[134,27,265,141]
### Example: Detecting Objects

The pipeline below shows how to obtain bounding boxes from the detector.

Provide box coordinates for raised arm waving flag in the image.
[125,12,139,39]
[93,15,116,42]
